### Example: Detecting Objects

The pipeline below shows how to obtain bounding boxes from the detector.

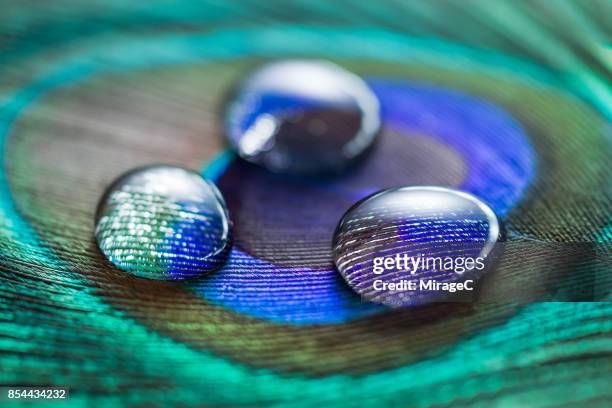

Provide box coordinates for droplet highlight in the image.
[95,165,231,280]
[332,186,501,306]
[224,59,381,175]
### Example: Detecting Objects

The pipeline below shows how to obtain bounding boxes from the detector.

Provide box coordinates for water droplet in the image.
[224,60,381,175]
[332,186,501,306]
[95,165,231,280]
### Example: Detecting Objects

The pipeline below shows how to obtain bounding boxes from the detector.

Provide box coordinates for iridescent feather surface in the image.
[0,1,610,407]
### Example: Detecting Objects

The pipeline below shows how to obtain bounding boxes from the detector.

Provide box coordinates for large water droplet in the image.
[332,186,501,306]
[95,165,231,280]
[224,60,381,175]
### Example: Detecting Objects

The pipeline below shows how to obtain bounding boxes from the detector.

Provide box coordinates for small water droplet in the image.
[95,165,231,280]
[224,60,381,175]
[332,186,501,306]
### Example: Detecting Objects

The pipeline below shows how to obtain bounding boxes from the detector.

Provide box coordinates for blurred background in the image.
[0,1,610,407]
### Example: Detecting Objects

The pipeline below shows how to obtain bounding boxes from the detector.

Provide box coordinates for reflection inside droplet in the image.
[332,186,501,306]
[95,165,231,280]
[224,59,381,175]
